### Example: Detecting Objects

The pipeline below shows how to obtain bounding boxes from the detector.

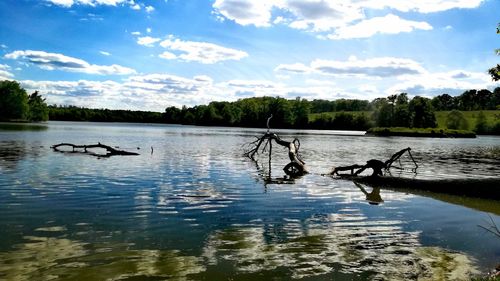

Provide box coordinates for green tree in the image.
[0,80,29,120]
[489,23,500,81]
[27,91,49,121]
[446,110,469,130]
[409,96,437,128]
[474,111,489,134]
[292,97,311,128]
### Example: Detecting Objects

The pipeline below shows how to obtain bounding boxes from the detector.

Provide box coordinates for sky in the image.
[0,0,499,112]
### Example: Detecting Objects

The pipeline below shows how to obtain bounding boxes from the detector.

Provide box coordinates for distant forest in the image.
[2,79,499,134]
[47,87,500,134]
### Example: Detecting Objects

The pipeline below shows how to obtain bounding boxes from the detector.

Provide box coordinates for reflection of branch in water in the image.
[353,182,384,205]
[478,215,500,238]
[251,157,297,187]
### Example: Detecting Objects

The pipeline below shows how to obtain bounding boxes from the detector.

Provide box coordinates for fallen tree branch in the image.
[244,115,307,177]
[51,142,139,157]
[330,147,417,177]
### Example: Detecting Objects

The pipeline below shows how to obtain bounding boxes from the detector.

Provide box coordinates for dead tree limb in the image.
[330,147,417,177]
[244,116,307,177]
[245,132,307,177]
[51,143,139,157]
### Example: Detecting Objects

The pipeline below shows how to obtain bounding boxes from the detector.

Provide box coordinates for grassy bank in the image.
[435,110,500,129]
[309,111,371,121]
[366,127,476,138]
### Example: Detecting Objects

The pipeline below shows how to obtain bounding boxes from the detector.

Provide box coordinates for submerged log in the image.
[51,143,139,157]
[348,176,500,201]
[330,147,417,177]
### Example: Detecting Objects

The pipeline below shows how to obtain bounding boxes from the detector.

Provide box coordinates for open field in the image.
[309,110,500,130]
[435,110,500,129]
[309,111,371,121]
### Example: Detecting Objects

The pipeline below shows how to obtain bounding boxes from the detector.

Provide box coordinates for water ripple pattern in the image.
[0,122,499,280]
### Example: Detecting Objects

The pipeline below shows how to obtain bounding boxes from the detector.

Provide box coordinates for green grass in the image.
[366,127,476,138]
[309,110,500,129]
[308,111,371,121]
[434,110,500,129]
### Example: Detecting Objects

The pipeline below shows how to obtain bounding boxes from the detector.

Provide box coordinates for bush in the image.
[446,110,469,130]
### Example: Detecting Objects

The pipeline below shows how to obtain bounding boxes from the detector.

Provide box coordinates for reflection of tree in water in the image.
[0,232,205,281]
[203,211,478,280]
[0,218,480,280]
[0,141,27,170]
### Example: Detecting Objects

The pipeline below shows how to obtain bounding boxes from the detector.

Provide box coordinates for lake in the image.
[0,121,499,280]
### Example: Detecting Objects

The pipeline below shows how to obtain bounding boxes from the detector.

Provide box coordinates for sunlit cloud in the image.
[274,63,311,74]
[5,50,136,75]
[46,0,129,8]
[0,64,14,80]
[276,57,426,77]
[387,70,499,96]
[212,0,276,27]
[327,14,433,40]
[137,36,161,47]
[212,0,483,37]
[158,36,248,64]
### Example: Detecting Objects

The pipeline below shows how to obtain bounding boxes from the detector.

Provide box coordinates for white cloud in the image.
[158,51,177,60]
[131,31,141,36]
[212,0,484,37]
[145,5,154,13]
[158,36,248,64]
[387,70,498,96]
[212,0,276,27]
[0,64,14,80]
[357,0,485,13]
[327,14,433,40]
[5,50,135,75]
[274,63,311,74]
[46,0,129,7]
[281,0,364,32]
[277,57,426,77]
[19,73,225,110]
[137,36,161,47]
[131,3,140,10]
[46,0,74,7]
[146,28,152,33]
[99,51,111,56]
[312,57,426,77]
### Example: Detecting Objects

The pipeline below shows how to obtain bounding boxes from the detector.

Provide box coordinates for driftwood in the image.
[51,142,139,157]
[245,115,307,177]
[330,147,418,177]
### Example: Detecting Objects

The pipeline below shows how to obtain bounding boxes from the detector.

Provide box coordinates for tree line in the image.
[430,88,500,111]
[48,105,164,123]
[163,88,499,132]
[2,79,499,134]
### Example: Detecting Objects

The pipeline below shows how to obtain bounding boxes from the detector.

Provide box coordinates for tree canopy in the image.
[0,80,50,122]
[0,80,29,121]
[488,23,500,81]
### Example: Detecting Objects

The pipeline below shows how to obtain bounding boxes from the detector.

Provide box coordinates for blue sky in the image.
[0,0,498,111]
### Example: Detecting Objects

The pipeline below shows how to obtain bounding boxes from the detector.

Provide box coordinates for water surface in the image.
[0,122,499,280]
